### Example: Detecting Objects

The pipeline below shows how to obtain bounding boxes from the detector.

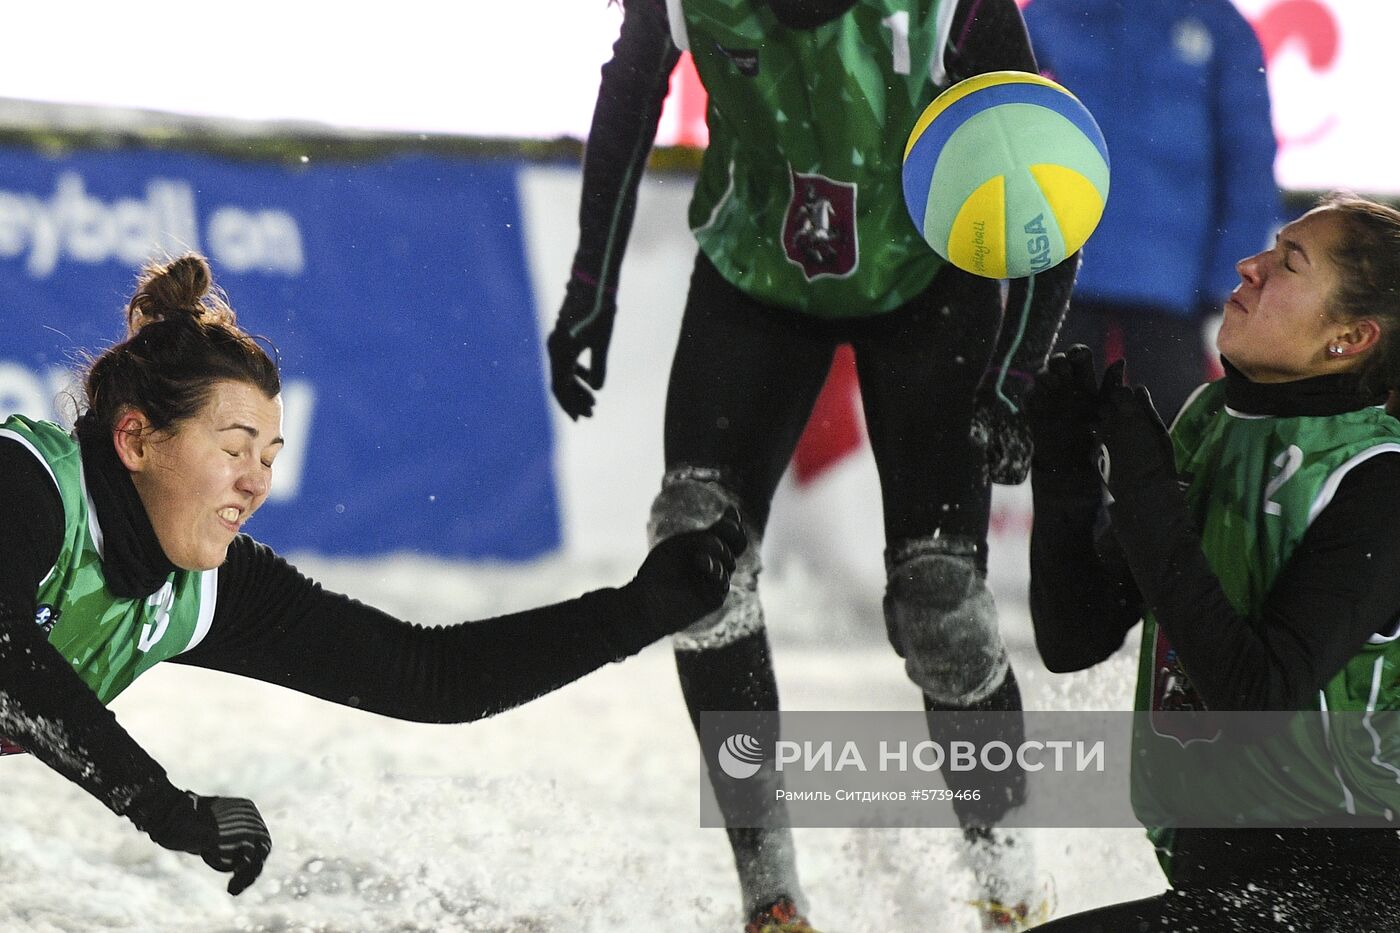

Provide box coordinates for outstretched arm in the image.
[174,513,745,724]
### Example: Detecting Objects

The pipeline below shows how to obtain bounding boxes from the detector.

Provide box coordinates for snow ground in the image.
[0,554,1166,933]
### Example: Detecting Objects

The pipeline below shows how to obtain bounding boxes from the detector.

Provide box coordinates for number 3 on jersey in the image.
[138,581,175,653]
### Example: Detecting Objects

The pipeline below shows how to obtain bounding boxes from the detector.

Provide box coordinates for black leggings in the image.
[663,252,1003,560]
[665,253,1016,914]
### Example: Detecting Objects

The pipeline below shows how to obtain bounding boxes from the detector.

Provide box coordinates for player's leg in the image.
[853,263,1011,772]
[654,253,835,929]
[852,264,1041,929]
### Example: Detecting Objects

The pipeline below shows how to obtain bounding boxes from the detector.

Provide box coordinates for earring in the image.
[1328,345,1345,357]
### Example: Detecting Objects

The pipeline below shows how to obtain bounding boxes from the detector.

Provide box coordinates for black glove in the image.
[1093,358,1179,501]
[971,381,1033,486]
[547,276,618,420]
[1024,344,1101,480]
[136,788,272,895]
[629,506,749,630]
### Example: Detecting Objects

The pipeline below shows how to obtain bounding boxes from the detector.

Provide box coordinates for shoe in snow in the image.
[745,897,819,933]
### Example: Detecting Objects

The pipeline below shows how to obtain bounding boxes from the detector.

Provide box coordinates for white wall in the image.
[5,1,1393,193]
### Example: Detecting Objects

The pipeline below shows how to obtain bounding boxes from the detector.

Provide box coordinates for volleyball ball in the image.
[902,71,1110,279]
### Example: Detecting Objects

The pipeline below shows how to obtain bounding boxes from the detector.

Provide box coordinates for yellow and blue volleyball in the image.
[902,71,1110,279]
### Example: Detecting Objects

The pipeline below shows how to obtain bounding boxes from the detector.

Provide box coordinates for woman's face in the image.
[1217,207,1351,383]
[124,380,284,571]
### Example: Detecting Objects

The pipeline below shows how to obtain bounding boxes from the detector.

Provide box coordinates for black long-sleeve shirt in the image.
[1030,368,1400,711]
[1028,368,1400,876]
[0,422,664,824]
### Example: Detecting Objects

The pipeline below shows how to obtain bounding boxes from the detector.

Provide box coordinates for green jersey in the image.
[671,0,953,316]
[1128,382,1400,874]
[0,415,216,706]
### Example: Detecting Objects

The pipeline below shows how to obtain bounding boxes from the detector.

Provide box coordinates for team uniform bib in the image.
[1127,384,1400,874]
[673,0,954,317]
[0,416,216,752]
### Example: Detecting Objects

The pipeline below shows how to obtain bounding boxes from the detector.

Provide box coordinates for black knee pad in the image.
[648,466,764,652]
[883,535,1008,704]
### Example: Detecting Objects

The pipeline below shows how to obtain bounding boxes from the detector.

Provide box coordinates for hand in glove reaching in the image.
[135,787,272,895]
[1025,344,1102,480]
[1093,358,1179,499]
[629,506,749,629]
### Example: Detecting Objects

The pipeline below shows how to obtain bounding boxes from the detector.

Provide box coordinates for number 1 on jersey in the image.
[882,11,911,75]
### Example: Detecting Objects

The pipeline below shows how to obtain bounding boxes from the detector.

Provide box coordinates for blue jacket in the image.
[1023,0,1281,316]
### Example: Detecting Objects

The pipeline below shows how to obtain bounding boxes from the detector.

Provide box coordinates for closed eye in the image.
[1276,235,1309,273]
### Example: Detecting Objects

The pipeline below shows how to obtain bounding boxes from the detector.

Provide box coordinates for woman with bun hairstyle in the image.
[0,253,746,896]
[1025,194,1400,930]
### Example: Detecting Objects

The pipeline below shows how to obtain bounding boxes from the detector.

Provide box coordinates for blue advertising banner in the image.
[0,146,560,559]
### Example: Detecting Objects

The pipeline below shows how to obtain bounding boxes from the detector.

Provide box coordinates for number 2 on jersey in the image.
[1264,444,1304,516]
